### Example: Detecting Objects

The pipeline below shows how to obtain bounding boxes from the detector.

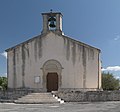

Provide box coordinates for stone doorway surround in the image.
[42,59,63,92]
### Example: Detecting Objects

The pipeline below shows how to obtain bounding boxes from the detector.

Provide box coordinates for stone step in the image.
[17,99,58,102]
[15,101,59,104]
[18,97,56,100]
[14,92,60,104]
[21,94,53,97]
[25,94,52,97]
[24,94,53,97]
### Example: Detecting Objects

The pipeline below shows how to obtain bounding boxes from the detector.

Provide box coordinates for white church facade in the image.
[6,11,101,92]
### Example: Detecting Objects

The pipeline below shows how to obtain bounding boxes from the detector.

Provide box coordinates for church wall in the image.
[20,37,43,89]
[61,36,101,90]
[7,50,14,88]
[42,33,85,89]
[85,48,99,88]
[7,32,101,91]
[97,53,101,89]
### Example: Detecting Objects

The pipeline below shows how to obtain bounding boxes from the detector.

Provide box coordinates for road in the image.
[1,101,120,112]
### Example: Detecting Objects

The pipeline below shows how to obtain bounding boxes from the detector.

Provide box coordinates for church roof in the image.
[5,31,101,52]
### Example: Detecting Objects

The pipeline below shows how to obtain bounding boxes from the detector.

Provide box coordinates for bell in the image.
[48,16,56,28]
[49,21,56,28]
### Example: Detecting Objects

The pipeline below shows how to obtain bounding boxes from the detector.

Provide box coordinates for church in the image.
[6,11,101,92]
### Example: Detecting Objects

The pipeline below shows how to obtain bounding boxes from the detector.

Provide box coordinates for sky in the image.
[0,0,120,78]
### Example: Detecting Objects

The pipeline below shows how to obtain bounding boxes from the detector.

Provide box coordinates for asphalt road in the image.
[1,101,120,112]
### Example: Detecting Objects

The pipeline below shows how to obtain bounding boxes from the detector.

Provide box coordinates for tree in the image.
[102,72,120,90]
[0,77,7,90]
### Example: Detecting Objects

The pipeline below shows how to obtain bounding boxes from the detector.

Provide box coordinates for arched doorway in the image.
[47,73,58,92]
[42,59,63,92]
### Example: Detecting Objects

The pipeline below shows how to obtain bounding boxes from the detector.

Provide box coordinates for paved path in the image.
[1,101,120,112]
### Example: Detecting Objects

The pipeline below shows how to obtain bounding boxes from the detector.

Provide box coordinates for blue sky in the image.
[0,0,120,78]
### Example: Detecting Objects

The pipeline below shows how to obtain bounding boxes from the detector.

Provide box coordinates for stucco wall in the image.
[7,32,101,91]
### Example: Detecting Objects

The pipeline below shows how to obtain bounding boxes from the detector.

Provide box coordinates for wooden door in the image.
[47,73,58,92]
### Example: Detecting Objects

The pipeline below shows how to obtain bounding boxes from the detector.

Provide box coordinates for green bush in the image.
[0,77,7,90]
[102,72,120,90]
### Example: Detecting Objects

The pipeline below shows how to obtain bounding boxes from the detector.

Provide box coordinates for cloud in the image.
[0,51,7,59]
[102,66,120,79]
[115,76,120,79]
[114,35,120,41]
[102,66,120,72]
[0,73,7,77]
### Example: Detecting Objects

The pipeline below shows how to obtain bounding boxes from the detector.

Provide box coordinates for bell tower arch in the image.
[41,10,63,35]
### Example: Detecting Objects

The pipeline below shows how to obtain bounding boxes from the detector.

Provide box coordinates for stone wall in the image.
[54,91,120,102]
[0,90,31,102]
